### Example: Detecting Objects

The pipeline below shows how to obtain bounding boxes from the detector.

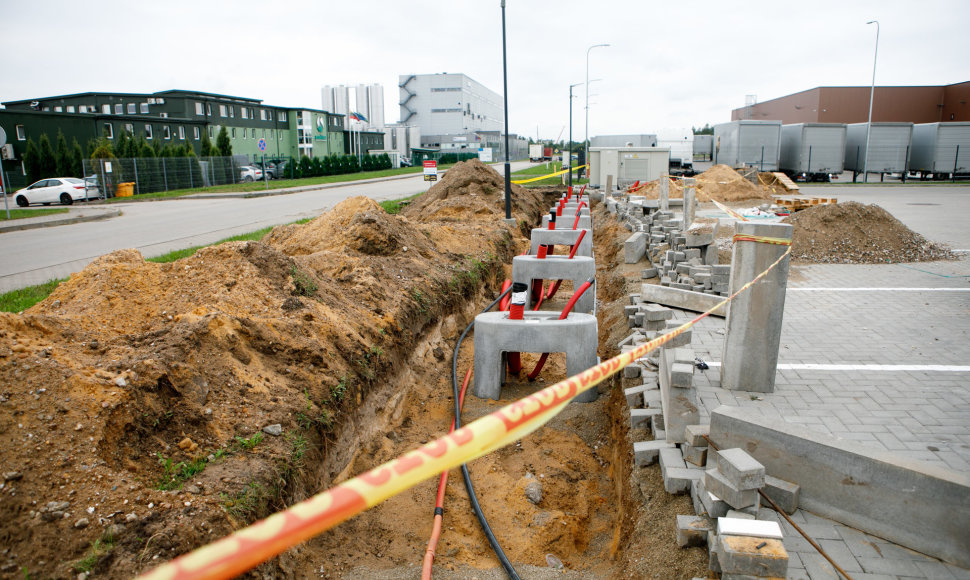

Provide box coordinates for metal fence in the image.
[80,156,270,197]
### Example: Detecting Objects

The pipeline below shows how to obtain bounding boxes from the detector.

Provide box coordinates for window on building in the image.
[262,129,266,138]
[102,104,111,114]
[140,103,149,114]
[145,124,153,139]
[66,105,75,113]
[115,104,123,114]
[54,106,63,112]
[231,128,236,138]
[278,130,282,140]
[279,111,287,122]
[104,124,114,139]
[251,128,256,138]
[195,102,204,115]
[229,106,234,118]
[206,103,212,116]
[193,127,200,140]
[127,103,136,114]
[162,126,171,140]
[124,123,133,135]
[178,126,185,140]
[209,126,214,138]
[267,110,273,121]
[16,125,25,140]
[241,108,248,119]
[219,105,228,117]
[241,128,245,139]
[260,109,267,121]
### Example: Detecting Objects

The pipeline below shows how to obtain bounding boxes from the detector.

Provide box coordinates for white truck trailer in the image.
[779,123,847,182]
[844,122,913,182]
[909,122,970,179]
[713,120,782,172]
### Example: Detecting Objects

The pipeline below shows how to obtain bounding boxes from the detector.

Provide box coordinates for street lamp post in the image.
[568,82,583,189]
[863,20,879,183]
[585,43,609,179]
[501,0,512,220]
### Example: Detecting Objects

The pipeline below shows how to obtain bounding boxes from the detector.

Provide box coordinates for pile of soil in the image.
[636,164,771,202]
[785,201,955,264]
[404,158,542,224]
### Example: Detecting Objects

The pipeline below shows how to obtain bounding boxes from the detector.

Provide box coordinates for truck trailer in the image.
[779,123,847,182]
[713,120,782,172]
[656,128,695,176]
[844,122,913,182]
[588,147,669,189]
[909,122,970,179]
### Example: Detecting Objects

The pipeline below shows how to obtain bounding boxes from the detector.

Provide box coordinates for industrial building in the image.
[322,83,385,131]
[398,73,504,146]
[732,81,970,124]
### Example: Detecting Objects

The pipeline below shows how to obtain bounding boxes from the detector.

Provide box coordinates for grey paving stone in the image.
[816,539,862,573]
[800,551,840,580]
[857,556,923,576]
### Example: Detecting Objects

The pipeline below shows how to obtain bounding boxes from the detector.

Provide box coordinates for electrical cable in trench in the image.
[451,284,521,580]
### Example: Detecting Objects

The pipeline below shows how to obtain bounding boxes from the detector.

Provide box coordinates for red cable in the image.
[498,279,512,312]
[422,368,472,580]
[527,277,595,381]
[544,230,587,301]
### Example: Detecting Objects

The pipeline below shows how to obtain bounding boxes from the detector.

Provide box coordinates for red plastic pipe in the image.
[497,279,512,312]
[527,277,595,381]
[544,230,587,301]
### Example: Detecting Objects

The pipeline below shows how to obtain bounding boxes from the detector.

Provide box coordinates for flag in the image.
[349,112,368,122]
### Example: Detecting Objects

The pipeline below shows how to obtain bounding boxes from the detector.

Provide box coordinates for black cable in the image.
[452,284,521,580]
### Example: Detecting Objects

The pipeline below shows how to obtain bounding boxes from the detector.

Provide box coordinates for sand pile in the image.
[404,158,544,223]
[785,201,955,264]
[637,164,770,202]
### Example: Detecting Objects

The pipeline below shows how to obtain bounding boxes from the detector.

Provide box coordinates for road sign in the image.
[258,138,266,152]
[423,160,438,182]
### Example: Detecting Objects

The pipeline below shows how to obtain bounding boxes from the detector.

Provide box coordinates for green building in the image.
[0,90,349,184]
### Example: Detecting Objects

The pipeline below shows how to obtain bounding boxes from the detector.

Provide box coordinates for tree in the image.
[89,137,115,160]
[693,124,714,135]
[55,131,72,177]
[38,134,57,179]
[23,138,41,183]
[71,138,84,177]
[216,127,232,156]
[200,131,215,157]
[298,155,312,177]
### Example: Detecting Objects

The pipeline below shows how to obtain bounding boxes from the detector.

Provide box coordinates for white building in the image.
[322,83,384,131]
[398,73,503,145]
[383,123,421,160]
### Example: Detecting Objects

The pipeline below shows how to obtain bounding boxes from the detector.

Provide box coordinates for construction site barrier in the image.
[139,246,792,580]
[511,164,588,185]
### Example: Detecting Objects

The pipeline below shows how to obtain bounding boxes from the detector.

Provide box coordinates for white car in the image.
[238,166,263,182]
[14,178,94,207]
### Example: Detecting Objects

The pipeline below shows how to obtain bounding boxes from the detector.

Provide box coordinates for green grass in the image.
[156,452,208,491]
[511,162,589,187]
[73,532,117,573]
[0,208,69,221]
[146,226,278,263]
[379,192,423,214]
[0,278,67,313]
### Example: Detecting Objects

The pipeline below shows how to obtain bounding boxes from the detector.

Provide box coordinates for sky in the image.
[3,0,969,142]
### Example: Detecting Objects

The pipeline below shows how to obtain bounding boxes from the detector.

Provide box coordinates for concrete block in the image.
[712,265,731,275]
[669,362,695,388]
[653,427,666,441]
[660,446,687,470]
[763,475,799,515]
[704,244,719,266]
[512,255,596,314]
[623,364,642,379]
[640,303,673,321]
[623,384,655,408]
[711,406,970,569]
[665,467,704,495]
[659,347,700,444]
[691,479,706,515]
[630,407,661,429]
[682,442,708,467]
[640,283,727,317]
[625,232,647,264]
[717,517,783,539]
[651,411,665,432]
[699,480,731,518]
[717,535,788,577]
[659,327,693,349]
[684,424,710,447]
[705,469,760,509]
[643,389,662,408]
[685,232,715,247]
[642,319,667,331]
[708,533,722,573]
[676,514,713,547]
[633,440,674,466]
[683,248,702,260]
[725,510,756,520]
[529,228,593,258]
[641,268,659,279]
[717,448,766,490]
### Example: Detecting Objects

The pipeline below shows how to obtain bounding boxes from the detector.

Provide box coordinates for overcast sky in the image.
[4,0,969,141]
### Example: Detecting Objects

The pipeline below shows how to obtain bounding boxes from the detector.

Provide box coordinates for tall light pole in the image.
[501,0,512,220]
[863,20,879,183]
[568,82,583,189]
[585,43,609,179]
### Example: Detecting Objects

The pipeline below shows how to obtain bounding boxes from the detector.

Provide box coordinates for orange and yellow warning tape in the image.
[511,164,588,184]
[139,247,792,580]
[732,234,792,246]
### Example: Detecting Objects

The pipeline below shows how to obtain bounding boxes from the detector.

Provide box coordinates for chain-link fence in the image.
[80,156,274,197]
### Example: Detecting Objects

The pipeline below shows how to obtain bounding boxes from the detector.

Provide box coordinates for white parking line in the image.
[788,288,970,292]
[704,362,970,372]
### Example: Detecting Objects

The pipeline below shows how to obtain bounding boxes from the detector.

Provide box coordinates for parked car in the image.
[238,166,263,182]
[254,161,286,179]
[399,157,412,167]
[83,175,103,199]
[14,177,95,207]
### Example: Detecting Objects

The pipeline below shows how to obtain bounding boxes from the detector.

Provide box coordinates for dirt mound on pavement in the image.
[404,159,544,223]
[785,201,955,263]
[637,164,770,202]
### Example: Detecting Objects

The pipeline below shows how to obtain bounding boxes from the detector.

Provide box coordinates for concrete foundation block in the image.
[630,407,662,429]
[676,515,713,548]
[634,440,674,466]
[717,448,766,490]
[684,424,710,447]
[473,311,598,402]
[669,362,695,388]
[542,214,592,229]
[625,232,647,263]
[529,228,593,258]
[665,467,703,495]
[512,255,596,314]
[717,535,788,578]
[763,475,799,514]
[705,469,760,509]
[682,442,708,467]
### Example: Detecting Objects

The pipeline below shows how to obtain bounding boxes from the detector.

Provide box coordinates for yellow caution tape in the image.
[511,164,588,184]
[712,199,748,221]
[732,234,792,246]
[138,247,792,580]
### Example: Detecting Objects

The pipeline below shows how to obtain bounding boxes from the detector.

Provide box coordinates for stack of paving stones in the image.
[605,193,726,296]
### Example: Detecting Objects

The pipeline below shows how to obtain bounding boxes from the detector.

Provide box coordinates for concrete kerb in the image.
[0,207,122,233]
[181,170,426,199]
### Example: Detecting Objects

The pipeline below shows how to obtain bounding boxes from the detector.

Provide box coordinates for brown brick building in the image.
[732,81,970,124]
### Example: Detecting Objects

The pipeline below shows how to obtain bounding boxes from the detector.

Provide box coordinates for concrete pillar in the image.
[721,221,792,393]
[606,174,614,194]
[659,173,669,211]
[683,177,697,229]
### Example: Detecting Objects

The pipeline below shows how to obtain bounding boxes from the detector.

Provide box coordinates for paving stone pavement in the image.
[667,256,970,579]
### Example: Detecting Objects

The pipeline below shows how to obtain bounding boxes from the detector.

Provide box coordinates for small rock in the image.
[74,518,90,529]
[126,513,137,522]
[185,484,202,495]
[432,348,445,361]
[523,478,542,505]
[114,376,127,387]
[74,423,83,431]
[2,472,23,482]
[47,501,71,511]
[78,572,90,580]
[105,523,125,538]
[178,437,199,453]
[88,340,99,350]
[262,424,283,437]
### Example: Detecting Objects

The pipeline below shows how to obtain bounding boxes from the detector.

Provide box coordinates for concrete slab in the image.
[640,283,727,317]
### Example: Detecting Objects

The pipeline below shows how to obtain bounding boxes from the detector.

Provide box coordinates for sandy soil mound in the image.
[785,201,955,263]
[637,164,770,202]
[404,159,543,223]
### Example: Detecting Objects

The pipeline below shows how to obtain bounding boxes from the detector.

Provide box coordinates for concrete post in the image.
[721,221,792,393]
[659,173,669,211]
[683,177,696,229]
[606,174,614,194]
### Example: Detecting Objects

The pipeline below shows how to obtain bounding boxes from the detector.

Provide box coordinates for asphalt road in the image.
[0,161,535,293]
